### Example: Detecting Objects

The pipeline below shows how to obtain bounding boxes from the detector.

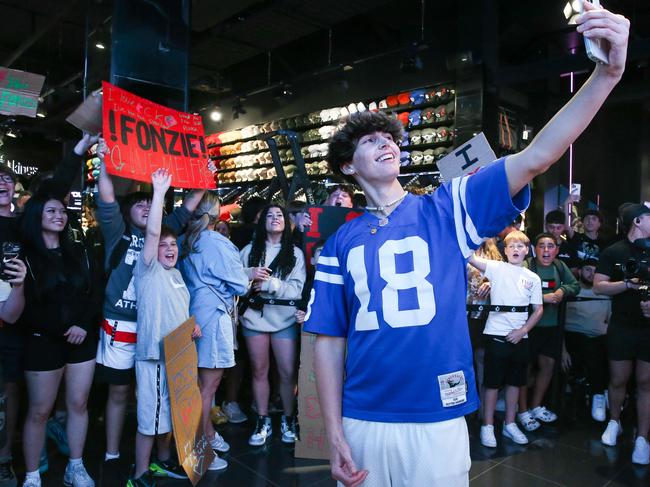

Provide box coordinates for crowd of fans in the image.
[0,131,649,487]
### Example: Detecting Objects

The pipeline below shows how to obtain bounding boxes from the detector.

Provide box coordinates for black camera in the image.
[0,242,21,281]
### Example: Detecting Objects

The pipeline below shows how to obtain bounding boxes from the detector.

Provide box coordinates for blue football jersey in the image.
[304,158,530,422]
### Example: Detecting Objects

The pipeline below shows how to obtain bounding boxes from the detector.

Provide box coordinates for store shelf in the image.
[401,141,454,152]
[404,117,455,131]
[379,97,454,115]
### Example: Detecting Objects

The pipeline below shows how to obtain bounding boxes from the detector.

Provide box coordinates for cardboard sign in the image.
[570,183,581,196]
[302,205,363,269]
[436,132,496,181]
[295,332,330,460]
[102,81,215,189]
[296,205,361,460]
[164,317,214,485]
[0,66,45,118]
[66,90,103,135]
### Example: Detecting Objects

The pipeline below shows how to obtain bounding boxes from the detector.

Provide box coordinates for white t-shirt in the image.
[483,260,543,337]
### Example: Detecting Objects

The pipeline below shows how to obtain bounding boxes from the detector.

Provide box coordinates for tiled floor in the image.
[23,403,650,486]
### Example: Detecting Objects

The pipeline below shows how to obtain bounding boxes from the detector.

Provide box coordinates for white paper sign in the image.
[436,132,496,181]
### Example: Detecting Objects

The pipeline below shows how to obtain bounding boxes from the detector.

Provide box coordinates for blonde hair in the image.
[504,230,530,247]
[475,237,503,261]
[181,192,220,258]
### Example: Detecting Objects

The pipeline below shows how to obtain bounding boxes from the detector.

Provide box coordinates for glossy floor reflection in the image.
[25,403,650,486]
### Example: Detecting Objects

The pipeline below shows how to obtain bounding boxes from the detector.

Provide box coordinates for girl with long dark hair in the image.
[19,193,100,487]
[240,204,306,446]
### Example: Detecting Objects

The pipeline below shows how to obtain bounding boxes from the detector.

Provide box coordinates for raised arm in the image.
[182,189,207,213]
[142,169,172,265]
[97,138,116,204]
[468,252,488,273]
[505,2,629,196]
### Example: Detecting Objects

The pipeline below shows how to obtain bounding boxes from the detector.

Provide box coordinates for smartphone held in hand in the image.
[0,242,21,281]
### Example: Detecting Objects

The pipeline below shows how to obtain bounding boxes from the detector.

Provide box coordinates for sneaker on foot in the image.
[601,419,622,446]
[591,394,606,422]
[531,406,557,423]
[210,432,230,453]
[0,459,17,487]
[281,416,297,444]
[207,455,228,471]
[480,424,497,448]
[126,471,156,487]
[503,422,529,445]
[632,437,650,465]
[209,406,228,426]
[222,401,247,424]
[149,459,187,479]
[46,418,70,456]
[63,462,94,487]
[249,415,272,446]
[21,477,40,487]
[517,410,541,432]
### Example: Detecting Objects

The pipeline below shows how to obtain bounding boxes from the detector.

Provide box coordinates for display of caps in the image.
[400,151,411,166]
[347,103,358,114]
[410,89,427,106]
[410,150,424,165]
[378,99,388,109]
[423,149,435,164]
[434,105,447,121]
[401,131,409,146]
[397,92,410,105]
[437,126,450,142]
[386,95,399,107]
[368,101,378,112]
[433,146,449,160]
[397,111,410,127]
[356,102,367,112]
[421,107,435,123]
[421,128,436,144]
[409,130,422,145]
[408,110,422,127]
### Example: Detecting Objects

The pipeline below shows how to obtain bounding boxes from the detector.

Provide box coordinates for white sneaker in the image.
[222,401,247,424]
[503,422,529,445]
[207,455,228,471]
[63,462,94,487]
[601,419,622,446]
[531,406,557,423]
[22,475,41,487]
[249,416,272,446]
[517,410,541,431]
[632,437,650,465]
[480,425,497,448]
[210,432,230,453]
[281,416,297,444]
[591,394,606,422]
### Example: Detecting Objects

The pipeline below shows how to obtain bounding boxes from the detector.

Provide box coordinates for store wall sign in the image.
[436,132,496,181]
[0,67,45,118]
[0,157,38,176]
[102,81,216,189]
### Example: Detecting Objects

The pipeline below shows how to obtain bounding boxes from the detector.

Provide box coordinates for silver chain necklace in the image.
[366,191,408,227]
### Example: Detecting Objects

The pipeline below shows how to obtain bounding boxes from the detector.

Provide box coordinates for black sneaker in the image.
[126,471,157,487]
[149,459,188,480]
[0,460,16,486]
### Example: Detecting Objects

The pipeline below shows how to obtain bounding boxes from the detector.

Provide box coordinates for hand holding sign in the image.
[151,168,172,194]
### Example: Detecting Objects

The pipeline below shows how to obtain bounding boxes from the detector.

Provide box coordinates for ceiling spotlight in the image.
[210,109,223,122]
[36,108,47,118]
[95,42,106,50]
[6,129,17,138]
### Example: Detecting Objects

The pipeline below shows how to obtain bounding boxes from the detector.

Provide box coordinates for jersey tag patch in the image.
[437,370,467,407]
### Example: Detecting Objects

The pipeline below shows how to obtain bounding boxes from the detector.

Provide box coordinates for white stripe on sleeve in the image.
[451,177,472,258]
[459,176,484,246]
[317,256,340,267]
[315,270,344,285]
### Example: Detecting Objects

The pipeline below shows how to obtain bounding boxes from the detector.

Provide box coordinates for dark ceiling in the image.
[0,0,648,166]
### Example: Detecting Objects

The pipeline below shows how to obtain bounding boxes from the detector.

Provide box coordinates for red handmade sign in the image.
[102,81,216,189]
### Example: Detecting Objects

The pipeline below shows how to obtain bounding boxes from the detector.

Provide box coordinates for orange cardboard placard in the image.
[163,317,214,485]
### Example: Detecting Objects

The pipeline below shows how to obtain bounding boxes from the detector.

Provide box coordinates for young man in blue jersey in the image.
[304,4,629,486]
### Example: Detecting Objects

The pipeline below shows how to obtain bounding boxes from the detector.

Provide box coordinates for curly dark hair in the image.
[248,204,296,280]
[327,111,403,180]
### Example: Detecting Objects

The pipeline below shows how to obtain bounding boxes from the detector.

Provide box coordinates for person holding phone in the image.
[305,3,629,485]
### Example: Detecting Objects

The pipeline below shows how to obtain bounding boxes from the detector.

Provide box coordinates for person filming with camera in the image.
[593,202,650,465]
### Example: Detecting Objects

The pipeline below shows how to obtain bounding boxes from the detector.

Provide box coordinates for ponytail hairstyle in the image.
[181,191,220,258]
[248,204,296,280]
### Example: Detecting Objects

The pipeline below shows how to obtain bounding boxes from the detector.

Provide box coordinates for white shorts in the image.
[96,319,136,370]
[341,416,470,487]
[135,360,172,436]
